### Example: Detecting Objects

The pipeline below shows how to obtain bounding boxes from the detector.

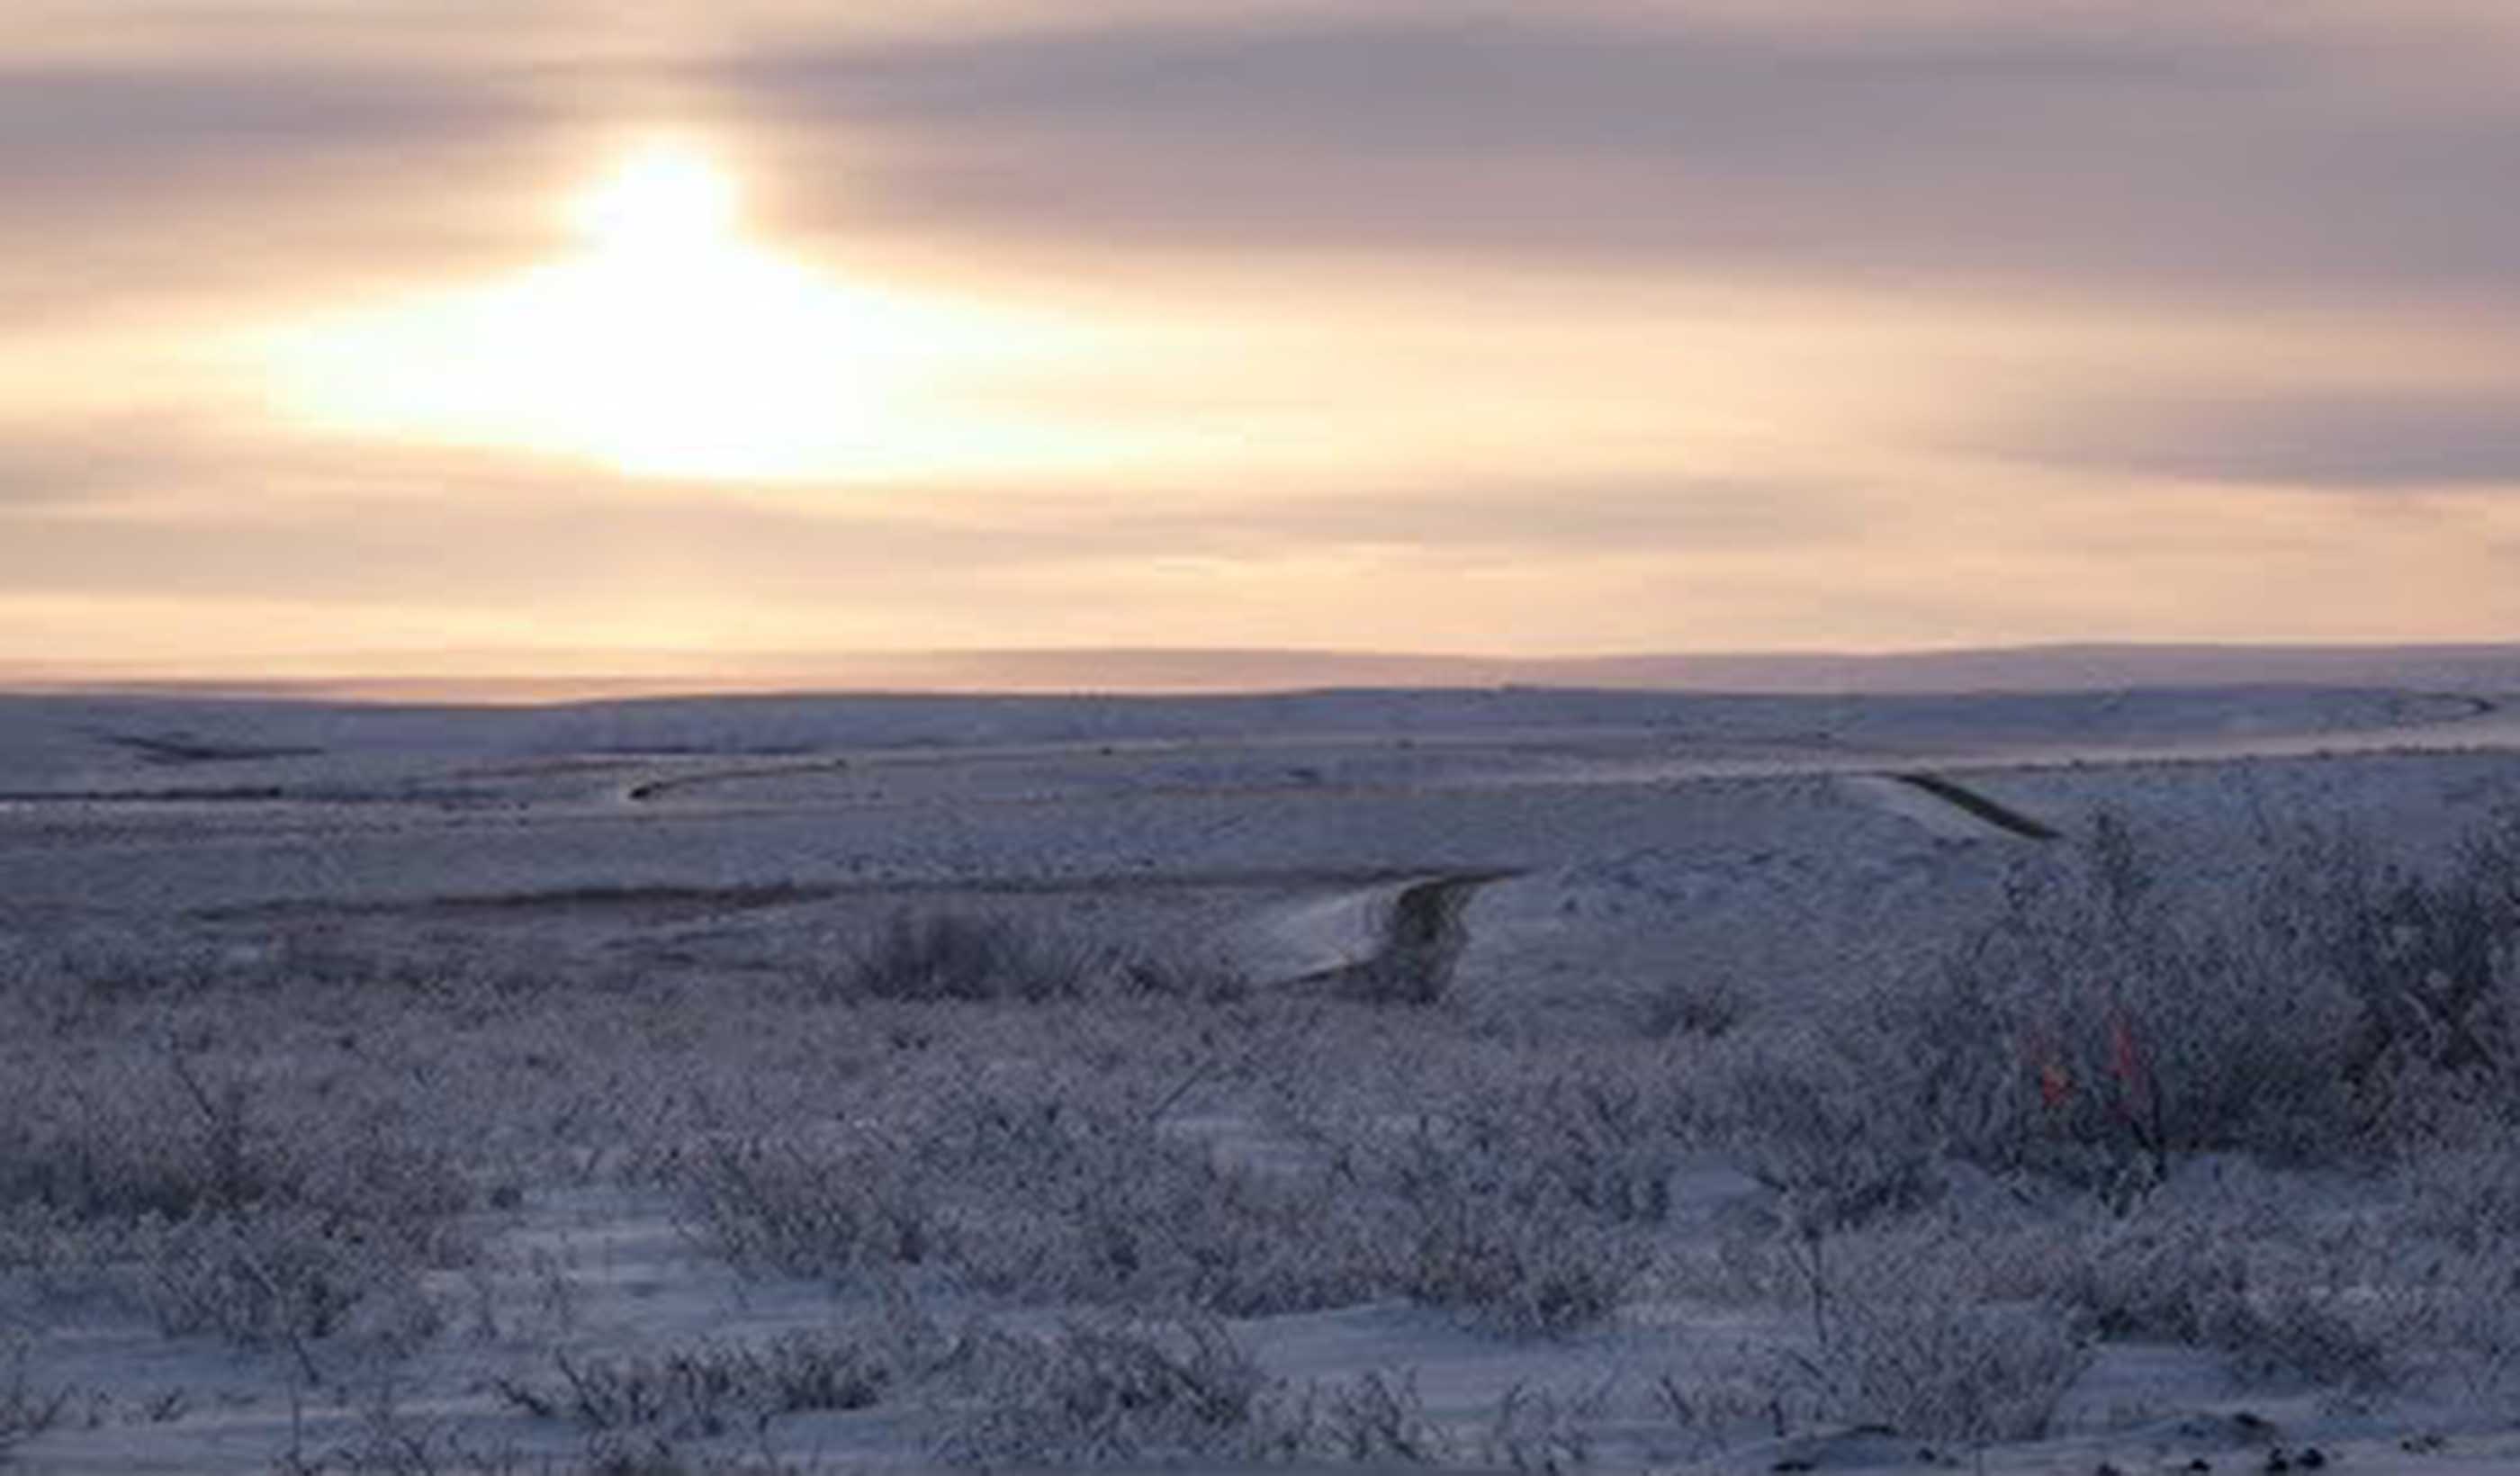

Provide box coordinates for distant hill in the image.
[1541,644,2520,694]
[4,643,2517,700]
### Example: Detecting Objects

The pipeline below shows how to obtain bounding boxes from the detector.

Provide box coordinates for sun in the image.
[249,138,1107,484]
[572,141,740,258]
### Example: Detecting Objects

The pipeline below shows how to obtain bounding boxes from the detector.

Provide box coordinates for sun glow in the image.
[574,141,740,256]
[253,139,1106,483]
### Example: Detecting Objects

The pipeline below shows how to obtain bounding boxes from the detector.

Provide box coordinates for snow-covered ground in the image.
[3,681,2518,1472]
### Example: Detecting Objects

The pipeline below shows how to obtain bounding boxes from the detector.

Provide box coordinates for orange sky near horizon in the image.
[4,1,2517,673]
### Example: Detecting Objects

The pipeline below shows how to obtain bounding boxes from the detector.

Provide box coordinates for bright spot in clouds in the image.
[572,141,740,256]
[254,139,1109,484]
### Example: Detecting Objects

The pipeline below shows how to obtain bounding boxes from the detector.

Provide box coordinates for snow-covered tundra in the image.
[3,680,2519,1472]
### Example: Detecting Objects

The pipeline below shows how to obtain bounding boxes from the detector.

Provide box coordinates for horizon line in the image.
[5,639,2518,705]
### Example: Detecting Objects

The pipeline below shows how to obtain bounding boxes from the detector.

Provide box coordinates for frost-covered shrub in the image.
[1283,1068,1688,1337]
[2256,820,2520,1130]
[1926,1167,2424,1394]
[1709,1032,1941,1234]
[930,1318,1503,1468]
[924,1090,1382,1317]
[929,1317,1274,1467]
[1871,814,2411,1196]
[835,912,1106,1004]
[1457,1073,1689,1228]
[2056,1208,2403,1390]
[1796,1232,2092,1446]
[1281,1370,1454,1465]
[0,1054,470,1245]
[1387,1196,1640,1340]
[2051,1208,2248,1349]
[1478,1379,1613,1473]
[2398,1138,2520,1253]
[0,1341,71,1460]
[130,1205,445,1364]
[827,911,1250,1007]
[1710,809,2520,1253]
[1370,1123,1649,1337]
[1825,1294,2089,1445]
[0,1052,472,1368]
[666,1135,936,1283]
[669,1087,1382,1317]
[495,1331,894,1439]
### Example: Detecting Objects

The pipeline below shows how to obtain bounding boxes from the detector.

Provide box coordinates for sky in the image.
[4,0,2518,673]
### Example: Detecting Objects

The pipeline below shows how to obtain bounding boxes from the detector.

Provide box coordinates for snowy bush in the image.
[836,911,1107,1004]
[669,1086,1383,1317]
[828,910,1247,1006]
[667,1134,936,1283]
[2256,820,2520,1131]
[1852,809,2520,1202]
[0,1042,472,1373]
[928,1318,1516,1468]
[1776,1228,2091,1446]
[922,1087,1382,1316]
[1823,1292,2089,1445]
[1368,1120,1650,1337]
[1710,1030,1941,1233]
[1916,814,2361,1191]
[494,1330,894,1440]
[0,1341,70,1460]
[927,1316,1274,1466]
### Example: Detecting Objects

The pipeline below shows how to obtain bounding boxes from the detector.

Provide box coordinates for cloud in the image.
[1994,392,2520,490]
[0,56,569,322]
[719,9,2520,301]
[0,417,236,509]
[0,59,553,209]
[4,419,2516,655]
[1054,477,1856,559]
[0,406,1848,600]
[0,487,953,607]
[5,3,2517,660]
[14,6,2516,320]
